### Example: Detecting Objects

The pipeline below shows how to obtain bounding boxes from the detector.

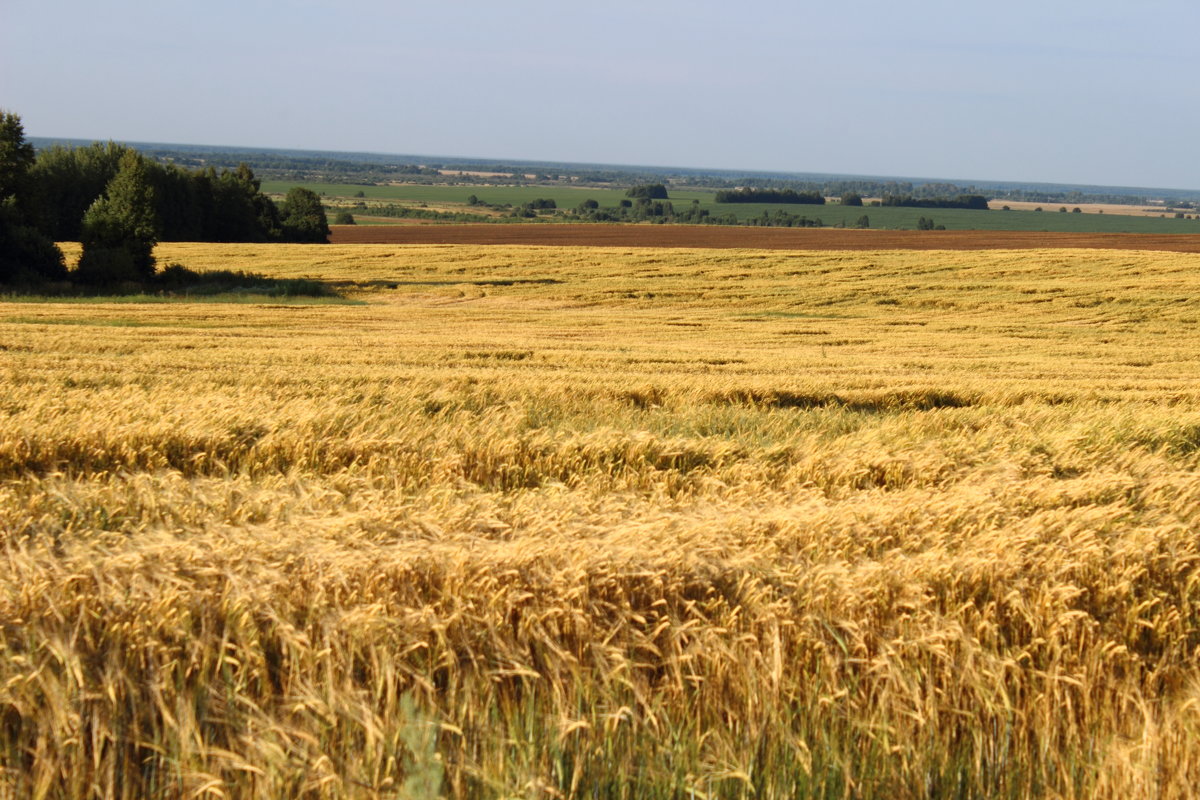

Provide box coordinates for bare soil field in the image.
[331,222,1200,252]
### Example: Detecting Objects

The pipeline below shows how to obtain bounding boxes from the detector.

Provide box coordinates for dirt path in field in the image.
[330,224,1200,252]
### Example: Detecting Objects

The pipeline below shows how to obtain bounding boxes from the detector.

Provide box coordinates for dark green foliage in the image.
[841,191,863,207]
[0,199,67,284]
[0,110,35,204]
[279,187,330,243]
[626,184,669,200]
[28,144,284,243]
[207,164,278,242]
[0,110,66,285]
[715,188,825,204]
[882,194,989,210]
[77,152,159,284]
[155,263,331,297]
[855,215,870,229]
[333,211,355,225]
[147,163,203,240]
[28,141,132,240]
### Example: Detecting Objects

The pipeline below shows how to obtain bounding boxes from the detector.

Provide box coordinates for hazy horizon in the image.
[5,1,1197,190]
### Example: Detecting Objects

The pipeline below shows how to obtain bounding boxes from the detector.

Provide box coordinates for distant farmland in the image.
[331,223,1200,252]
[263,180,1200,233]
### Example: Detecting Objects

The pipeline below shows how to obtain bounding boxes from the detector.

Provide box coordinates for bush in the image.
[333,211,355,225]
[0,199,67,284]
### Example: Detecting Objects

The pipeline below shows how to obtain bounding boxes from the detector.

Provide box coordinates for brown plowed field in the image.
[331,223,1200,252]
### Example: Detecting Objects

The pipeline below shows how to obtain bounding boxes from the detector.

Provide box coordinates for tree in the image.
[841,191,863,207]
[76,152,160,284]
[0,110,35,203]
[0,110,66,285]
[279,187,330,243]
[333,210,356,225]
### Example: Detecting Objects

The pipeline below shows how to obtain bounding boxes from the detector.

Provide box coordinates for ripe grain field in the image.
[3,243,1200,799]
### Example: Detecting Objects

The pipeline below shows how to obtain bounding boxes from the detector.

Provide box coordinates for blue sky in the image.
[3,0,1198,188]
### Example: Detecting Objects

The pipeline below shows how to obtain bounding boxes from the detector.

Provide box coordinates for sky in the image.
[3,0,1198,189]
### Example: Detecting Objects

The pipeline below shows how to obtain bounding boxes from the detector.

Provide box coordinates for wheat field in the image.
[2,243,1200,799]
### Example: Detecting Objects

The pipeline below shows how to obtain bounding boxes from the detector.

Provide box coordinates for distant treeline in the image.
[880,194,989,210]
[714,188,826,204]
[149,149,436,179]
[28,142,328,243]
[565,198,827,228]
[992,189,1154,206]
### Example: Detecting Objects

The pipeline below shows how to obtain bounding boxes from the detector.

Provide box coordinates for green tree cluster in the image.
[626,184,669,200]
[882,194,988,210]
[28,141,322,245]
[0,110,340,286]
[714,188,825,205]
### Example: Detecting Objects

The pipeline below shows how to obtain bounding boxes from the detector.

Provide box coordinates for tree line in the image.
[2,110,330,287]
[880,194,989,210]
[714,188,825,205]
[30,141,329,243]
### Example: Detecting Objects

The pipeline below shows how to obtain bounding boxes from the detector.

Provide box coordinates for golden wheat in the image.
[1,244,1199,798]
